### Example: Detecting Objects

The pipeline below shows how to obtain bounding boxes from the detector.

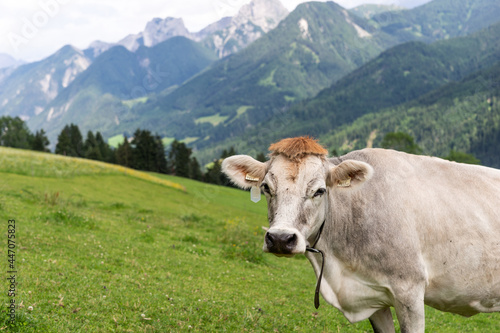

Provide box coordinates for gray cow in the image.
[222,136,500,333]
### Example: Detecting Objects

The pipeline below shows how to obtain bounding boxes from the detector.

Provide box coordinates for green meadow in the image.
[1,147,498,332]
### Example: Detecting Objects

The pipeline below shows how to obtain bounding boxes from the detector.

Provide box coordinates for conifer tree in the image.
[115,139,133,167]
[168,140,192,177]
[55,124,84,157]
[31,129,50,152]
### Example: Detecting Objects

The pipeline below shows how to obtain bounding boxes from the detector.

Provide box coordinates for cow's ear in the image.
[222,155,267,189]
[327,160,374,189]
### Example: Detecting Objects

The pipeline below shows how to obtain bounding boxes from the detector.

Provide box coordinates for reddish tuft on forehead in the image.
[269,136,328,160]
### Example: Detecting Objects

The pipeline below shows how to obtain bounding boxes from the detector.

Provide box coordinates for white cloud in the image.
[0,0,431,62]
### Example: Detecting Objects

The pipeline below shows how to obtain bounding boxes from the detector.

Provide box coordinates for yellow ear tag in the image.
[337,177,351,187]
[250,186,261,203]
[245,174,260,182]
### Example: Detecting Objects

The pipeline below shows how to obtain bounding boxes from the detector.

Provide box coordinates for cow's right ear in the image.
[222,155,267,189]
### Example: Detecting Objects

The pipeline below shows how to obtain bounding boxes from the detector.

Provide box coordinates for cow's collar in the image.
[306,219,326,309]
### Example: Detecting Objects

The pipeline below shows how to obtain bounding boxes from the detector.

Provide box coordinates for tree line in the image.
[0,116,263,186]
[0,116,480,188]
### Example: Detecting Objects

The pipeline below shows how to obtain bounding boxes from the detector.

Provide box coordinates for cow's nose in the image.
[265,231,297,254]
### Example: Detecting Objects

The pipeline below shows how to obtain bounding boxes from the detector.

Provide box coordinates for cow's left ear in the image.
[327,160,374,189]
[222,155,267,189]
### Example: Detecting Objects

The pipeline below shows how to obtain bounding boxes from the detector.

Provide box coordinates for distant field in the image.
[195,114,229,126]
[121,97,148,108]
[107,134,125,148]
[1,147,499,332]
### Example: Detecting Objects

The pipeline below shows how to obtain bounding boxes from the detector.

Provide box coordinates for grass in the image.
[180,137,199,145]
[1,147,499,332]
[0,147,185,192]
[258,69,277,87]
[226,106,253,125]
[121,97,148,108]
[161,137,175,148]
[194,114,229,126]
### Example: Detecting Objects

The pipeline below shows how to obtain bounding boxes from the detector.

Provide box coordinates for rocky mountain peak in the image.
[85,0,289,59]
[205,0,289,58]
[233,0,289,33]
[142,17,191,47]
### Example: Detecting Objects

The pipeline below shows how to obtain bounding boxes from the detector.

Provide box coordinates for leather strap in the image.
[306,220,326,309]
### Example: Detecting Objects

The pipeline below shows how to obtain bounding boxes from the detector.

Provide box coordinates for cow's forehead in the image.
[267,155,326,184]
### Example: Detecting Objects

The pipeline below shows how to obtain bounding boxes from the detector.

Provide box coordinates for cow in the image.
[221,136,500,333]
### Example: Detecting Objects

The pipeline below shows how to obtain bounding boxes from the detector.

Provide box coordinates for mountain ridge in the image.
[85,0,289,59]
[192,20,500,164]
[0,45,91,121]
[118,1,397,145]
[28,37,217,145]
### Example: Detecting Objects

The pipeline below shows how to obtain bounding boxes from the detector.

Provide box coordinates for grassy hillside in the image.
[1,147,499,332]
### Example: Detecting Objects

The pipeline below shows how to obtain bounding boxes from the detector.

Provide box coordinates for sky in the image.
[0,0,431,62]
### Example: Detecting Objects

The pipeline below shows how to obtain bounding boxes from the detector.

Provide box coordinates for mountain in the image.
[0,46,91,121]
[350,4,406,19]
[194,21,500,163]
[29,37,217,143]
[0,53,24,69]
[126,0,500,157]
[202,0,289,58]
[193,17,232,41]
[85,17,192,58]
[321,60,500,167]
[371,0,500,42]
[115,2,396,147]
[85,0,288,59]
[3,0,287,140]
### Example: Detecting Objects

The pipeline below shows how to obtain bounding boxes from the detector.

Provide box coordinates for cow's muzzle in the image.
[264,230,298,256]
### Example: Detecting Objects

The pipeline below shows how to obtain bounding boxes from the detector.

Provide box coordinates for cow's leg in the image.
[393,290,426,333]
[368,308,395,333]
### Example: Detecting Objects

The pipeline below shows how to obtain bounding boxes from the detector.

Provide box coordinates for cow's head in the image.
[222,137,373,256]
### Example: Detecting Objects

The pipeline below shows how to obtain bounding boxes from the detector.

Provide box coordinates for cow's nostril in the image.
[265,232,275,247]
[286,233,297,245]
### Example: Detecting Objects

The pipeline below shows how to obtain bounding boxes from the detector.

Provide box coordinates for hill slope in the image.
[196,21,500,162]
[321,60,500,167]
[350,4,405,19]
[371,0,500,42]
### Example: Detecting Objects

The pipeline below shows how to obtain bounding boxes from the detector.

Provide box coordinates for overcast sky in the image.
[0,0,431,62]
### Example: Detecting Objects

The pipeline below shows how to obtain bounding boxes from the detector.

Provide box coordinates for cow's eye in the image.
[261,183,271,194]
[313,188,326,197]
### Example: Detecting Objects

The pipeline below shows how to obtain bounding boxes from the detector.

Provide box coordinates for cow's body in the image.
[311,149,500,322]
[222,137,500,332]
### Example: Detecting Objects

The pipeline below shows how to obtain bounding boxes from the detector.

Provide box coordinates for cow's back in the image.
[339,148,500,316]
